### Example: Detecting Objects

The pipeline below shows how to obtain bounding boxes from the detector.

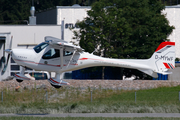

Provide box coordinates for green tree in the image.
[73,0,174,79]
[0,0,98,24]
[0,0,31,24]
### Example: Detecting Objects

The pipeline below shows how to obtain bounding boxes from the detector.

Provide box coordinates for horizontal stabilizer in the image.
[138,69,158,78]
[158,71,172,75]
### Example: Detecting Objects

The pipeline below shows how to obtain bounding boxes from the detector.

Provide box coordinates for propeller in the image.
[0,43,6,69]
[1,36,13,75]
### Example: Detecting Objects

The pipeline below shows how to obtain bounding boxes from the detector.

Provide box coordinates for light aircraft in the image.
[5,36,175,88]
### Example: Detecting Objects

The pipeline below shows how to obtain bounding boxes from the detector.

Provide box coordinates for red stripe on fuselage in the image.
[14,59,77,67]
[79,58,88,60]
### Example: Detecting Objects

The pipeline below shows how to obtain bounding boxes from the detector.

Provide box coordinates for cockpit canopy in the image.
[33,42,73,59]
[42,48,73,59]
[33,42,49,53]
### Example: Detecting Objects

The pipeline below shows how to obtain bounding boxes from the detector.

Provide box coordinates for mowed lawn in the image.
[0,85,180,113]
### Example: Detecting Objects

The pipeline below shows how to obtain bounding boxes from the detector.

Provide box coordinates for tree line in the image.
[0,0,98,24]
[0,0,179,24]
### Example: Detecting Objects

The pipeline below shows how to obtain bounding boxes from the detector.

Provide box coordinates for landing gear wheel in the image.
[16,79,23,83]
[51,84,61,89]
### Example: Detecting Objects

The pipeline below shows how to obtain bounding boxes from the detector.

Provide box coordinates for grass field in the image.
[0,85,180,113]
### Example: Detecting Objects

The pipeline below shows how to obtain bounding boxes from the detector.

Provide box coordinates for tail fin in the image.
[144,42,175,78]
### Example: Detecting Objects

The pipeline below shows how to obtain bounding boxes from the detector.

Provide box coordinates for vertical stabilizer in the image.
[148,42,175,75]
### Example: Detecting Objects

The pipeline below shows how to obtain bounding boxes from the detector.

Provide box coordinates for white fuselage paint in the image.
[11,46,151,73]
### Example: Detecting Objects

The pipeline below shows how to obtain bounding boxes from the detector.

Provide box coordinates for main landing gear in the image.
[48,73,70,89]
[50,84,61,89]
[16,79,23,83]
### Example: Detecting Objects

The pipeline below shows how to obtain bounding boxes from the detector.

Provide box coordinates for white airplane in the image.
[5,36,175,88]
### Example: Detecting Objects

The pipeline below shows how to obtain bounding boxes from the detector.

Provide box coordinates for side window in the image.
[64,51,73,56]
[42,48,60,59]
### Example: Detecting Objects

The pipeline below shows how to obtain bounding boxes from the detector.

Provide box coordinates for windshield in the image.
[33,42,49,53]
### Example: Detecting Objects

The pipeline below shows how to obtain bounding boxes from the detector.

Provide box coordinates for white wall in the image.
[0,25,61,49]
[163,6,180,58]
[57,6,91,43]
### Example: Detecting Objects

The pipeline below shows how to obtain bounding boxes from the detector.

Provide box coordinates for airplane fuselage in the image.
[11,45,151,73]
[5,36,175,88]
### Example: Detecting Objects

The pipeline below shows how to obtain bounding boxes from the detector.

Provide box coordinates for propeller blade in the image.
[0,56,5,69]
[1,54,10,75]
[0,42,6,69]
[9,36,13,49]
[1,36,13,74]
[4,36,13,54]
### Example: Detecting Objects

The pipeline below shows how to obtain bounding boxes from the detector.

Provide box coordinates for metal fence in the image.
[0,88,180,103]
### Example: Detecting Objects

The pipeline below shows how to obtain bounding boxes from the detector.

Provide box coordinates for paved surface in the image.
[1,113,180,117]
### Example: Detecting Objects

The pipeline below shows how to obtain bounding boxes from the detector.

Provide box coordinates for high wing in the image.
[44,36,83,70]
[45,36,84,52]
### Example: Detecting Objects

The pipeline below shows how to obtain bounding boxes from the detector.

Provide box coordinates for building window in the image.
[11,58,15,63]
[26,67,33,71]
[11,72,19,76]
[11,65,20,70]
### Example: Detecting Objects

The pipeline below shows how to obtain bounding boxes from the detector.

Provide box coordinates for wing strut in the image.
[60,47,63,69]
[67,50,76,67]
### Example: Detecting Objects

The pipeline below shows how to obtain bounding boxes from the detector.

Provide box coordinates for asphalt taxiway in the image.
[1,113,180,117]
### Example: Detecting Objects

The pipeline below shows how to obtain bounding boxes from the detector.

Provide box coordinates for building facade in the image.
[36,4,91,43]
[163,5,180,58]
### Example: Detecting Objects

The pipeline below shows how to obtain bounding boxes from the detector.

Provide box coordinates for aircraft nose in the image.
[11,49,19,59]
[11,49,28,60]
[4,49,12,54]
[11,49,34,61]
